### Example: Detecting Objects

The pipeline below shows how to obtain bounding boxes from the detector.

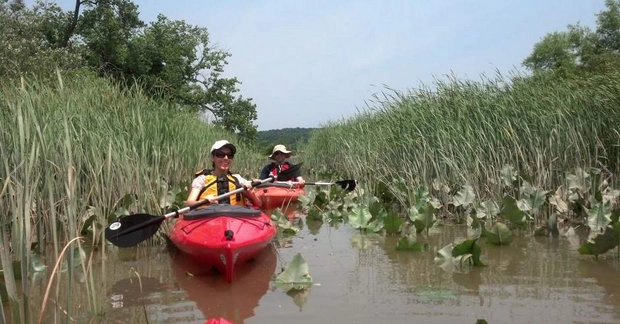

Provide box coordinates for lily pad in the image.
[274,253,313,291]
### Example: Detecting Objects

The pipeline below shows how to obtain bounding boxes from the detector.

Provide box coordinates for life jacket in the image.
[268,162,292,178]
[194,169,244,206]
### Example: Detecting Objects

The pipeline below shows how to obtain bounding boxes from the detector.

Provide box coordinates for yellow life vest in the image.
[195,169,245,206]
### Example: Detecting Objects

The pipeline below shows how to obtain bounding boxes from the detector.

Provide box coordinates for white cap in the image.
[210,140,236,154]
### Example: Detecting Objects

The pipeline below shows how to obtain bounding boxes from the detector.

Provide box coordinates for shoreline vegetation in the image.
[1,0,620,322]
[2,70,619,322]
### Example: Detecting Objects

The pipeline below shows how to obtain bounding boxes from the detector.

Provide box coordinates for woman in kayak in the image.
[186,140,262,208]
[259,144,305,186]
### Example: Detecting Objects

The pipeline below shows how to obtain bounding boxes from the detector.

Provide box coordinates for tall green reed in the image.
[303,72,620,207]
[0,71,255,322]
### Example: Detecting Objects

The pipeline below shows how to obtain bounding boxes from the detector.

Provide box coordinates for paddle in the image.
[105,176,275,248]
[276,179,356,191]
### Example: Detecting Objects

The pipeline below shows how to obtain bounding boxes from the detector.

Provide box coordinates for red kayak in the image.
[253,182,305,210]
[169,204,277,283]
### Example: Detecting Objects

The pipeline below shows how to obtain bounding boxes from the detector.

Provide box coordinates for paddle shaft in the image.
[275,179,356,190]
[105,176,274,246]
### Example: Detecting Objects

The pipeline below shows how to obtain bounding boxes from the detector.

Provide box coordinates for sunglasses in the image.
[213,151,234,159]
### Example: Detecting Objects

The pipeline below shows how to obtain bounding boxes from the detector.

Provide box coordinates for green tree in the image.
[523,0,620,75]
[0,0,82,80]
[1,0,258,140]
[125,15,258,139]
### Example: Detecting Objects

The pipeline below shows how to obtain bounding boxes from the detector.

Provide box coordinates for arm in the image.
[243,187,262,208]
[186,175,218,205]
[234,174,263,208]
[259,164,271,179]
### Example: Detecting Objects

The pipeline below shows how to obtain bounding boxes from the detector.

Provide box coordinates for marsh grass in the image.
[0,71,260,322]
[303,72,620,206]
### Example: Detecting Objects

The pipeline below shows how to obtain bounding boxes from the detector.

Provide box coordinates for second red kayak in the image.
[169,204,276,283]
[252,182,305,210]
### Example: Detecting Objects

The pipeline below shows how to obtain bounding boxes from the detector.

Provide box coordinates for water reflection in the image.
[105,245,276,324]
[166,245,277,323]
[22,221,620,323]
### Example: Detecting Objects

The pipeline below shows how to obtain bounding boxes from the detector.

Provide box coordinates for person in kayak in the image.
[186,140,262,208]
[259,144,305,186]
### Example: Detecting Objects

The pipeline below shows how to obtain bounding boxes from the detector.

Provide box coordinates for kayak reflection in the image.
[170,244,277,323]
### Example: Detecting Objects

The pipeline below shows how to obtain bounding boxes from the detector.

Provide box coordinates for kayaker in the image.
[259,144,305,186]
[186,140,262,208]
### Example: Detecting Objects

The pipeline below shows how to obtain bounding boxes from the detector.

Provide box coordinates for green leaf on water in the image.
[500,195,528,227]
[548,186,568,214]
[412,204,436,234]
[486,221,513,245]
[274,253,313,291]
[270,208,299,234]
[347,205,373,230]
[453,185,475,208]
[586,202,612,233]
[578,223,620,256]
[396,234,422,251]
[383,209,403,235]
[452,238,485,267]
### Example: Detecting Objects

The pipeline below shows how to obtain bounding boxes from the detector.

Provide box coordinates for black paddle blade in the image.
[335,180,356,191]
[105,213,165,248]
[276,162,303,181]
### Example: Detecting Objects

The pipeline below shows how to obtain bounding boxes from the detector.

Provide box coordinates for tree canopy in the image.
[523,0,620,76]
[0,0,257,139]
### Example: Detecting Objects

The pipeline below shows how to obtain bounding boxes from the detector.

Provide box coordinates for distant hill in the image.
[256,127,317,154]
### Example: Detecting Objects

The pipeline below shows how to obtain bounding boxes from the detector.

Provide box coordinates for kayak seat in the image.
[184,204,261,220]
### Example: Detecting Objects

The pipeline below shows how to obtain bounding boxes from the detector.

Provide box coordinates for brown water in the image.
[14,220,620,324]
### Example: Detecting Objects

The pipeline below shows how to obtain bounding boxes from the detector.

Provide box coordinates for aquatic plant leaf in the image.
[453,185,475,208]
[298,189,316,207]
[500,165,517,187]
[434,243,476,272]
[452,239,484,266]
[365,218,384,233]
[486,222,513,245]
[306,205,323,221]
[466,214,482,240]
[587,202,612,232]
[602,188,620,206]
[549,186,568,214]
[80,206,98,235]
[287,286,312,310]
[567,168,589,191]
[412,204,436,234]
[434,243,455,271]
[275,253,313,291]
[396,234,422,251]
[271,208,299,234]
[520,181,548,211]
[347,205,373,229]
[500,195,528,227]
[383,209,403,235]
[578,224,620,256]
[476,200,500,220]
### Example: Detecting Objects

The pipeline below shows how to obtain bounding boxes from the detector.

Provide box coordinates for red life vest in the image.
[268,162,291,177]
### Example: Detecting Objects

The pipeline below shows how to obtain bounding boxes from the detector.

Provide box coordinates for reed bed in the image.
[303,72,620,204]
[0,71,259,322]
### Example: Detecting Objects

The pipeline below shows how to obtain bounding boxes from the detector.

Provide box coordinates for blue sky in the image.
[51,0,606,130]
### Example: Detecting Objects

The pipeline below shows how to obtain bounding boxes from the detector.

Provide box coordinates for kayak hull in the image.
[169,205,276,283]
